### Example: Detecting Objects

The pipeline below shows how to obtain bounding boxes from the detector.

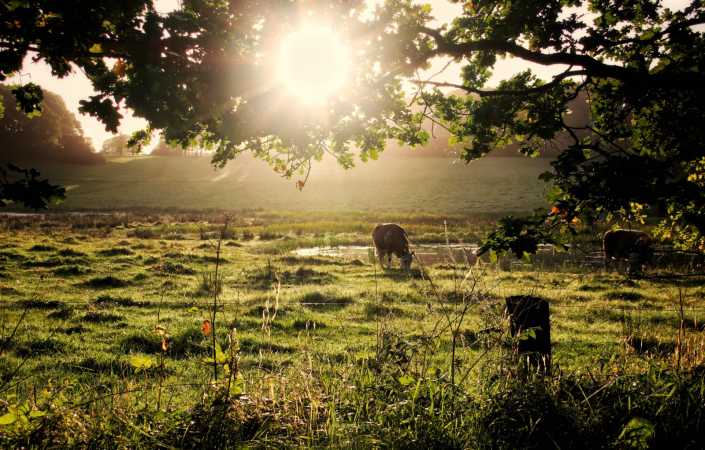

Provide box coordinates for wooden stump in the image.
[505,296,551,375]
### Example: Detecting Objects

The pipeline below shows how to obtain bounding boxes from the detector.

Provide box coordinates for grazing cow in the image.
[372,223,413,270]
[603,229,653,273]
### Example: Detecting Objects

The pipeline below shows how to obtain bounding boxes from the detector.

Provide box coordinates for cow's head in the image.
[401,251,414,271]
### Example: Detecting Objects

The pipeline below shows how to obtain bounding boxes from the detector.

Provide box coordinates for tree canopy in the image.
[1,0,705,252]
[394,0,705,253]
[0,84,102,165]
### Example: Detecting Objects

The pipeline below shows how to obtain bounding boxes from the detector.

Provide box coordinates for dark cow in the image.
[372,223,413,270]
[603,229,653,273]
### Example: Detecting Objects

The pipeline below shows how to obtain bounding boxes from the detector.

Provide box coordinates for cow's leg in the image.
[377,250,388,270]
[604,251,612,272]
[387,253,392,269]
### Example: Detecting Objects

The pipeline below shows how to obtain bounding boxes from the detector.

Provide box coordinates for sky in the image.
[5,0,693,151]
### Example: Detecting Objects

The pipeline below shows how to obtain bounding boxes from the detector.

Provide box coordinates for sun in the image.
[278,25,351,105]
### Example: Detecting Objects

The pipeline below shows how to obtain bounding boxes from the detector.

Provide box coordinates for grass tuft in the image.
[54,265,91,276]
[291,319,328,330]
[97,247,135,257]
[92,295,144,308]
[57,248,87,257]
[82,276,131,289]
[28,244,57,252]
[0,285,21,296]
[47,308,73,320]
[604,290,645,301]
[14,338,66,357]
[152,261,196,275]
[120,327,206,358]
[81,311,124,323]
[299,290,354,310]
[239,337,295,354]
[17,299,64,310]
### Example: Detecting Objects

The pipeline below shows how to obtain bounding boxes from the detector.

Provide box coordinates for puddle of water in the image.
[293,243,482,265]
[292,243,573,267]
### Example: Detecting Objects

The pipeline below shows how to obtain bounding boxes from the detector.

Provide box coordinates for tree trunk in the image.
[505,295,551,375]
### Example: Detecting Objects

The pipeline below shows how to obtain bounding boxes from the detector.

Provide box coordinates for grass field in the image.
[1,213,704,447]
[26,155,552,213]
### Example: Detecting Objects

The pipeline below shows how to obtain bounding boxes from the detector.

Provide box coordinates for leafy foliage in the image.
[2,0,705,248]
[365,0,705,253]
[10,83,43,115]
[0,164,65,209]
[0,0,420,177]
[478,212,566,259]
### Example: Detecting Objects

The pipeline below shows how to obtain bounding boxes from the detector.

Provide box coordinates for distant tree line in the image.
[100,133,130,157]
[0,84,103,165]
[101,134,204,157]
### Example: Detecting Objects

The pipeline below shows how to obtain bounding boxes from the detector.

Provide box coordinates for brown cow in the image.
[603,229,653,273]
[372,223,413,270]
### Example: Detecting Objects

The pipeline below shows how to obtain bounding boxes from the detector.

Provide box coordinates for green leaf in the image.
[12,83,44,115]
[129,354,155,371]
[102,20,115,32]
[489,250,498,264]
[18,402,30,415]
[28,410,46,419]
[0,412,17,426]
[538,171,554,182]
[7,1,29,11]
[639,30,656,41]
[519,328,537,341]
[618,417,655,449]
[229,373,245,396]
[398,375,414,386]
[215,341,228,364]
[89,43,103,54]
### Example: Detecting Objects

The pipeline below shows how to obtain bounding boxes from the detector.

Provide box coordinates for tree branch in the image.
[410,69,588,97]
[418,26,705,89]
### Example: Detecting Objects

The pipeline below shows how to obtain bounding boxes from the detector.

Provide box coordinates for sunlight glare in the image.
[278,25,351,105]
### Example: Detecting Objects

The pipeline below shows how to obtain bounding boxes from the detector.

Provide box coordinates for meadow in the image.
[1,210,704,448]
[28,155,552,213]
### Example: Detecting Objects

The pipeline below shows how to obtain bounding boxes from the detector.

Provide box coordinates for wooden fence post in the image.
[505,295,551,375]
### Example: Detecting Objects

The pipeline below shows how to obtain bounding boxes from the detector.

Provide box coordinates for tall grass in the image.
[2,215,705,448]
